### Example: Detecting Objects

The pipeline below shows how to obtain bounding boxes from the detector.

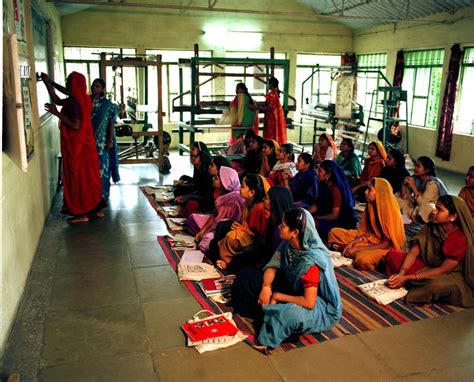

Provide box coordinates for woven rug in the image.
[156,235,463,353]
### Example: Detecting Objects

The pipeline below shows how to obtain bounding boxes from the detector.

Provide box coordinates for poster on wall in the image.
[335,75,355,119]
[13,0,26,45]
[20,65,34,160]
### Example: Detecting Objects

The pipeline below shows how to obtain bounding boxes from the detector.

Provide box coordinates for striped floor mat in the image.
[156,235,463,353]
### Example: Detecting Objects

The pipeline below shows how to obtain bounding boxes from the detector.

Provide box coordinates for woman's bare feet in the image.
[216,260,228,270]
[68,215,89,223]
[90,211,105,218]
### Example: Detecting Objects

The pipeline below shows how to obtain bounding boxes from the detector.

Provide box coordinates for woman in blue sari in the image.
[231,208,342,350]
[91,79,120,200]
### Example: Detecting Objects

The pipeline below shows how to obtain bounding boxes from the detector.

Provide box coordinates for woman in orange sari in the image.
[328,177,406,270]
[262,77,287,145]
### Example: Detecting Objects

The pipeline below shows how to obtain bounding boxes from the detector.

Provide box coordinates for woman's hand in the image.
[195,230,204,242]
[342,238,362,258]
[387,274,409,289]
[40,72,50,83]
[44,103,59,116]
[258,286,272,306]
[231,221,242,230]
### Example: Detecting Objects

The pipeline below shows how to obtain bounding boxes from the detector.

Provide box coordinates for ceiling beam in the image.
[48,0,452,23]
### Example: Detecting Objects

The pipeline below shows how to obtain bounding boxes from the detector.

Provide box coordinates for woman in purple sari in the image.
[188,166,244,252]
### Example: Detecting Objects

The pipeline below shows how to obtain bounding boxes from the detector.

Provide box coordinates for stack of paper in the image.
[330,250,353,267]
[170,233,196,249]
[166,217,187,231]
[198,275,236,298]
[177,263,221,281]
[358,279,408,305]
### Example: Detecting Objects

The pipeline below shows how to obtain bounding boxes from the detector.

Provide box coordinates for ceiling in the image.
[52,0,474,29]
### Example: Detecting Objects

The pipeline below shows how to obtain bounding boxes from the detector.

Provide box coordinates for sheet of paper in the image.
[181,250,205,263]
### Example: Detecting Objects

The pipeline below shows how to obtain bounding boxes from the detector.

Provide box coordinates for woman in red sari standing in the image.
[262,77,287,145]
[42,72,105,223]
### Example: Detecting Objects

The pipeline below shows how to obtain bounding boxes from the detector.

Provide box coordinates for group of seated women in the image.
[170,134,474,351]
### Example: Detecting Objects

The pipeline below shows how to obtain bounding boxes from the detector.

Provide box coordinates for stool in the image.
[56,153,62,192]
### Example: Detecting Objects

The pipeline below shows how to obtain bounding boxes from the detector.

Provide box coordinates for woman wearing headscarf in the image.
[380,148,410,194]
[41,72,105,223]
[229,82,258,140]
[397,156,449,223]
[313,160,357,240]
[231,208,342,350]
[188,166,244,252]
[386,195,474,308]
[328,178,406,271]
[352,141,387,202]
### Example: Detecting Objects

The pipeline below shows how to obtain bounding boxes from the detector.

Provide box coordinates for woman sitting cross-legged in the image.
[397,156,448,223]
[328,177,406,271]
[313,160,357,240]
[187,166,244,252]
[283,152,319,211]
[174,150,214,215]
[385,195,474,308]
[231,208,342,350]
[215,173,270,270]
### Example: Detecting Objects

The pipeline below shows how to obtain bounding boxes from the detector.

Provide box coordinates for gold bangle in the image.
[262,284,272,289]
[414,273,420,281]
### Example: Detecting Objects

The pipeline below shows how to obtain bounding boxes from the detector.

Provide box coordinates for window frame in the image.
[454,46,474,135]
[402,49,444,129]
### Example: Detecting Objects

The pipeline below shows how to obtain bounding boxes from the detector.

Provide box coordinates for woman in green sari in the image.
[229,83,258,140]
[386,195,474,307]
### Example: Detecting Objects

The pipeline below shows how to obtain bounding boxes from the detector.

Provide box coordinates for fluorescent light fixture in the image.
[203,25,263,49]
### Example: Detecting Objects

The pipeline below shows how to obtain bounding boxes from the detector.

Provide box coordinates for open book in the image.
[177,263,221,281]
[329,250,353,267]
[358,279,408,305]
[170,233,196,249]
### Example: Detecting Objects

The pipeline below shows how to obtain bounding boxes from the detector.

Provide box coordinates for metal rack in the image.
[362,86,409,158]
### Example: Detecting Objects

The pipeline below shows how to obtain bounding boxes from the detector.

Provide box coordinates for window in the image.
[295,54,341,109]
[145,49,212,123]
[356,53,387,117]
[64,47,136,98]
[454,47,474,135]
[400,49,444,128]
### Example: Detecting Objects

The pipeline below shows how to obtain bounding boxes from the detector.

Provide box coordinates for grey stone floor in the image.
[1,153,472,381]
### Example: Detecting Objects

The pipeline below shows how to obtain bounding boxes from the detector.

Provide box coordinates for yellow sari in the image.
[329,178,406,270]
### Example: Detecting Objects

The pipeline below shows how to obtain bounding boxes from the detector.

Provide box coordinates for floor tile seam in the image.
[45,300,144,315]
[39,351,153,371]
[352,333,404,378]
[38,349,156,370]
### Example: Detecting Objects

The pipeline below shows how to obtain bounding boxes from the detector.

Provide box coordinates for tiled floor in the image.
[1,153,472,382]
